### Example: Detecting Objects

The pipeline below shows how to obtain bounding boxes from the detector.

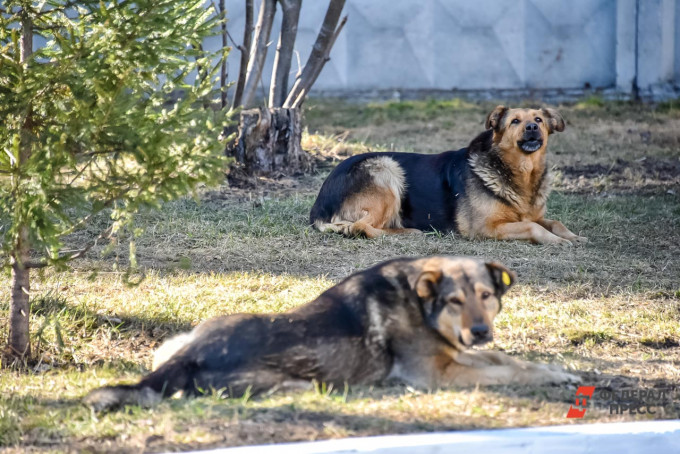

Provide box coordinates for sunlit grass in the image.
[1,99,679,451]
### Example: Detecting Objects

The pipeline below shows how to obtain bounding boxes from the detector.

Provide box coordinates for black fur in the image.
[84,256,521,411]
[86,258,424,410]
[309,154,378,223]
[310,129,506,233]
[310,150,472,233]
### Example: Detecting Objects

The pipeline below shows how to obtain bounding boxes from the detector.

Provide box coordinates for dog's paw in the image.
[571,235,588,244]
[524,363,582,385]
[544,368,582,385]
[550,237,573,246]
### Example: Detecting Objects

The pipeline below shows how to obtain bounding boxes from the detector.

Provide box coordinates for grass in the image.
[1,98,680,452]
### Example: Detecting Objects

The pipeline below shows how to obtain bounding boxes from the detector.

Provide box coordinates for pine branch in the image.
[25,225,115,269]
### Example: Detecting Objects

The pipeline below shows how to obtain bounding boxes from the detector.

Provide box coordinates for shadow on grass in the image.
[7,365,680,452]
[28,293,193,336]
[29,359,679,410]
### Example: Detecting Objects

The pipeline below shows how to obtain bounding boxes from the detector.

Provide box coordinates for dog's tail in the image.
[83,383,162,412]
[84,329,199,412]
[84,352,194,412]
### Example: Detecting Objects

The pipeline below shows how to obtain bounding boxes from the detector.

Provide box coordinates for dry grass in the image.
[1,98,679,452]
[305,97,680,164]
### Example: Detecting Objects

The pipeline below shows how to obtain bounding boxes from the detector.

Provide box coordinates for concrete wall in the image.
[208,0,680,100]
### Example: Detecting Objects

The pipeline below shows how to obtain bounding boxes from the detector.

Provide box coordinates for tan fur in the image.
[84,256,581,412]
[314,107,585,245]
[476,107,586,244]
[314,156,420,238]
[387,256,580,388]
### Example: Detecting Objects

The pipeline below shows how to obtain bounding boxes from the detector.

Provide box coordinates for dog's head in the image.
[485,105,565,155]
[412,257,516,350]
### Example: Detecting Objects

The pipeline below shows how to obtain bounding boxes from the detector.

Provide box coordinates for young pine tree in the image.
[0,1,229,362]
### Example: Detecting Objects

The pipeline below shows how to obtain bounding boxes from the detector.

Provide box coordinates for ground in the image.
[1,98,679,453]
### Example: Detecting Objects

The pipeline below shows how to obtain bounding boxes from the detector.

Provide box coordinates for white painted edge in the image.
[179,420,680,454]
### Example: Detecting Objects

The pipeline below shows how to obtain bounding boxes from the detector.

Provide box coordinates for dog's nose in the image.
[470,324,489,339]
[525,122,539,132]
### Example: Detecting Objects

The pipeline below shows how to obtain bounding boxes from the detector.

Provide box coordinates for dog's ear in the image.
[541,107,565,133]
[485,261,516,297]
[414,270,442,303]
[485,105,508,131]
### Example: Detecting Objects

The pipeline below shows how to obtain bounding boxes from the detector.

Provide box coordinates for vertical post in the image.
[615,0,637,95]
[635,0,676,97]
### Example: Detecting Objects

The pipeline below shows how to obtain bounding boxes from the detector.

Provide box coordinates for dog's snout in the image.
[470,324,489,339]
[525,122,539,132]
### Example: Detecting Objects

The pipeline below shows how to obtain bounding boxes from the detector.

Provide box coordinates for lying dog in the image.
[84,256,580,411]
[310,106,587,245]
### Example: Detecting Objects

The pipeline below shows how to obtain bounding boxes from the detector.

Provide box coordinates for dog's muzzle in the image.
[460,324,493,347]
[518,122,543,153]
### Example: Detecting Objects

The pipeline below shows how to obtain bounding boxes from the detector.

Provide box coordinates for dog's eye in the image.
[481,291,491,299]
[511,119,520,125]
[535,117,543,123]
[447,297,463,306]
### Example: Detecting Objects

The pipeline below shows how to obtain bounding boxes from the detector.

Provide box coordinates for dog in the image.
[310,106,587,245]
[84,256,580,411]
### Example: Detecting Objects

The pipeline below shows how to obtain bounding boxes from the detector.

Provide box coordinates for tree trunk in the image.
[8,228,31,359]
[290,14,346,109]
[227,107,309,176]
[232,0,254,108]
[283,0,346,108]
[241,0,277,108]
[7,9,33,361]
[269,0,301,107]
[219,0,228,108]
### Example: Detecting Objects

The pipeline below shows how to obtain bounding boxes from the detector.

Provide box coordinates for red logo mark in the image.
[566,386,596,418]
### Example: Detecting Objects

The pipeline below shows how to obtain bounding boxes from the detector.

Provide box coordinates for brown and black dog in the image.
[84,256,580,411]
[310,106,587,245]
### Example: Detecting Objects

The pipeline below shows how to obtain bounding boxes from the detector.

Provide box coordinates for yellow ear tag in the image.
[502,271,511,286]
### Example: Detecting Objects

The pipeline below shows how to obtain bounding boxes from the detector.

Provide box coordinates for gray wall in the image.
[208,0,680,100]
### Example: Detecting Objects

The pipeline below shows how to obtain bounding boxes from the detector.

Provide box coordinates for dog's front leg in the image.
[492,221,572,245]
[437,352,581,387]
[537,218,588,244]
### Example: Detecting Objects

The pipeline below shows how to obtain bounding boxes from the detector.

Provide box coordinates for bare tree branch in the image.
[269,0,301,107]
[241,0,276,108]
[218,0,228,108]
[232,0,254,108]
[283,0,345,108]
[290,14,346,108]
[225,28,247,53]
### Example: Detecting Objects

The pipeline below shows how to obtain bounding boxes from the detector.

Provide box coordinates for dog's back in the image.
[310,147,471,235]
[84,264,408,411]
[84,256,580,412]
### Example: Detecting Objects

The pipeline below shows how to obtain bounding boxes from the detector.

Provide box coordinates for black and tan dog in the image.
[84,256,580,411]
[310,106,587,245]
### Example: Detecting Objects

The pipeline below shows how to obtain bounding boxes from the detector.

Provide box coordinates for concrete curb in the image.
[180,420,680,454]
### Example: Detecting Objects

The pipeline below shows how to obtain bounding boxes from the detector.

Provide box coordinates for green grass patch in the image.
[1,100,679,451]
